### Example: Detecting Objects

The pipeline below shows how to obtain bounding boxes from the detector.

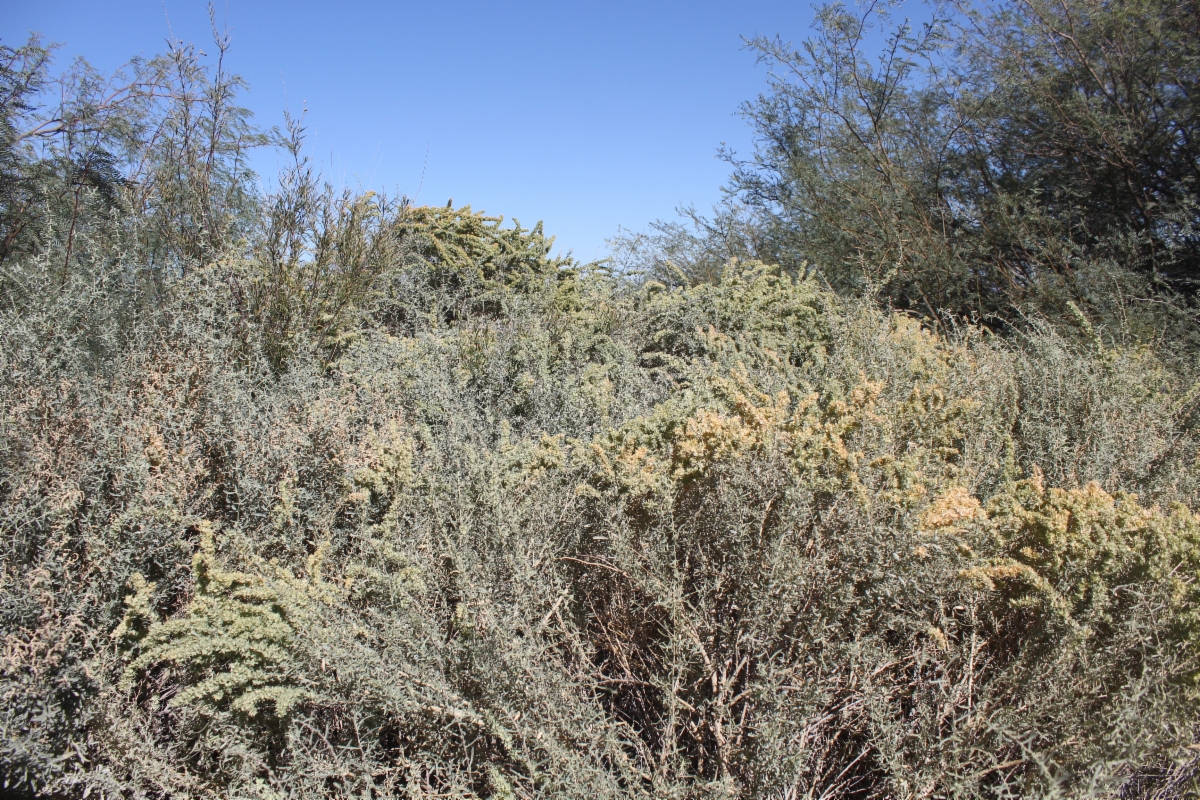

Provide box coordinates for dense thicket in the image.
[615,0,1200,335]
[3,5,1200,798]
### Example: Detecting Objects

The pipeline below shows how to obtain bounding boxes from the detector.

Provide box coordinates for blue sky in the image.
[3,1,829,260]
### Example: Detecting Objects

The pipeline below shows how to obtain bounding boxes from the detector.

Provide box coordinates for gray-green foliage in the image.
[118,522,310,719]
[618,0,1200,340]
[3,14,1200,800]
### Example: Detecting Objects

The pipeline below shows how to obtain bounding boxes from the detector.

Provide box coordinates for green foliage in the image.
[3,11,1200,800]
[119,522,309,719]
[618,0,1200,343]
[957,474,1200,651]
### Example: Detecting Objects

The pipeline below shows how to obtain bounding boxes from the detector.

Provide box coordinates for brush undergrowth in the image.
[4,243,1200,798]
[3,22,1200,800]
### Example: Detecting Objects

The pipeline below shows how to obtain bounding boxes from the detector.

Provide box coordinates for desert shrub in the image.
[3,16,1200,800]
[617,0,1200,351]
[5,227,1200,797]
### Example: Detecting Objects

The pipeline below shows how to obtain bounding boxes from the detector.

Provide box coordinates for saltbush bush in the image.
[3,14,1200,799]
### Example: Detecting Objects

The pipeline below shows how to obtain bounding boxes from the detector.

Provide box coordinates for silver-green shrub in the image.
[2,19,1200,800]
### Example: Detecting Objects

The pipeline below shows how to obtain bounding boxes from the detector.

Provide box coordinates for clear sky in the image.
[2,1,827,260]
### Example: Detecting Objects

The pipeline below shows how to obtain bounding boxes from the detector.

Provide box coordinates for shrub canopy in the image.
[3,9,1200,799]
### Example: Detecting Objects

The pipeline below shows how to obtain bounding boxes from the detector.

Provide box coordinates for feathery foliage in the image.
[3,6,1200,798]
[617,0,1200,341]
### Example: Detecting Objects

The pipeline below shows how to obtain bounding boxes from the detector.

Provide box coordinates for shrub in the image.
[3,18,1200,800]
